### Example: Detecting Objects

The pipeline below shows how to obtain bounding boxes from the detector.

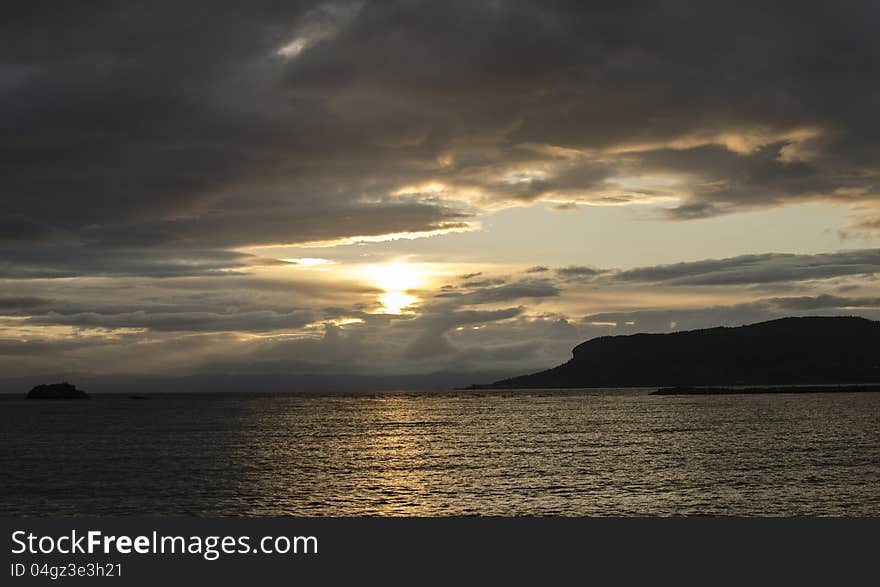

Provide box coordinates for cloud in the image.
[465,280,560,304]
[0,297,52,311]
[0,216,61,245]
[437,279,560,304]
[843,215,880,235]
[276,1,364,58]
[5,2,880,380]
[81,200,474,249]
[25,309,317,333]
[610,249,880,286]
[0,337,113,357]
[3,0,880,264]
[404,306,524,359]
[579,295,880,334]
[556,266,604,279]
[452,340,544,363]
[0,248,281,279]
[768,294,880,311]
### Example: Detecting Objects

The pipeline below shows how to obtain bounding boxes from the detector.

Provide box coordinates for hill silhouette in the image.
[477,316,880,389]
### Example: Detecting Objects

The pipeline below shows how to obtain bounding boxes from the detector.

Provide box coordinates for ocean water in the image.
[2,389,879,516]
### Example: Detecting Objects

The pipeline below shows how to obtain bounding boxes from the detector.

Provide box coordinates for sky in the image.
[3,1,880,382]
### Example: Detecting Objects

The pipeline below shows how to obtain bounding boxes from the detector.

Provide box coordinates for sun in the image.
[365,261,426,314]
[370,261,423,292]
[379,291,418,314]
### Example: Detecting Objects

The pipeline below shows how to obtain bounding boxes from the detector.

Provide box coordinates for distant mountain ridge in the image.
[478,316,880,389]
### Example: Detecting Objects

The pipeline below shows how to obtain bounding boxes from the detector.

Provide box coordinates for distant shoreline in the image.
[651,384,880,395]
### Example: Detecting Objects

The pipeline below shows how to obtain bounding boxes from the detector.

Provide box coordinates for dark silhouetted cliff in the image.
[479,316,880,389]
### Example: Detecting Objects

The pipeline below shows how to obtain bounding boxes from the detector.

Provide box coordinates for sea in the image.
[2,389,879,516]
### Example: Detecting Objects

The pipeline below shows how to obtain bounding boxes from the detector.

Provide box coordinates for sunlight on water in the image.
[2,391,879,516]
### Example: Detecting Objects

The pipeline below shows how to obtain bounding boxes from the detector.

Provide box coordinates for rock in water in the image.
[27,382,90,399]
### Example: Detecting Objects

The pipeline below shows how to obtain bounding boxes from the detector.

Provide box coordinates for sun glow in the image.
[364,261,427,314]
[379,291,418,314]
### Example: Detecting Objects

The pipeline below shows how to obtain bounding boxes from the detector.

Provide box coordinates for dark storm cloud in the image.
[610,249,880,286]
[0,247,284,279]
[25,309,316,333]
[277,0,880,215]
[0,297,52,311]
[636,143,872,220]
[4,0,880,277]
[0,0,473,276]
[81,200,472,249]
[0,216,61,245]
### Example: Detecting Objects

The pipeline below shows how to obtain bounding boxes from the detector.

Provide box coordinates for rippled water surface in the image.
[2,390,879,516]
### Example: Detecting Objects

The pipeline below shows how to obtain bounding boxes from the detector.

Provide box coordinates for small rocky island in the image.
[27,382,90,399]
